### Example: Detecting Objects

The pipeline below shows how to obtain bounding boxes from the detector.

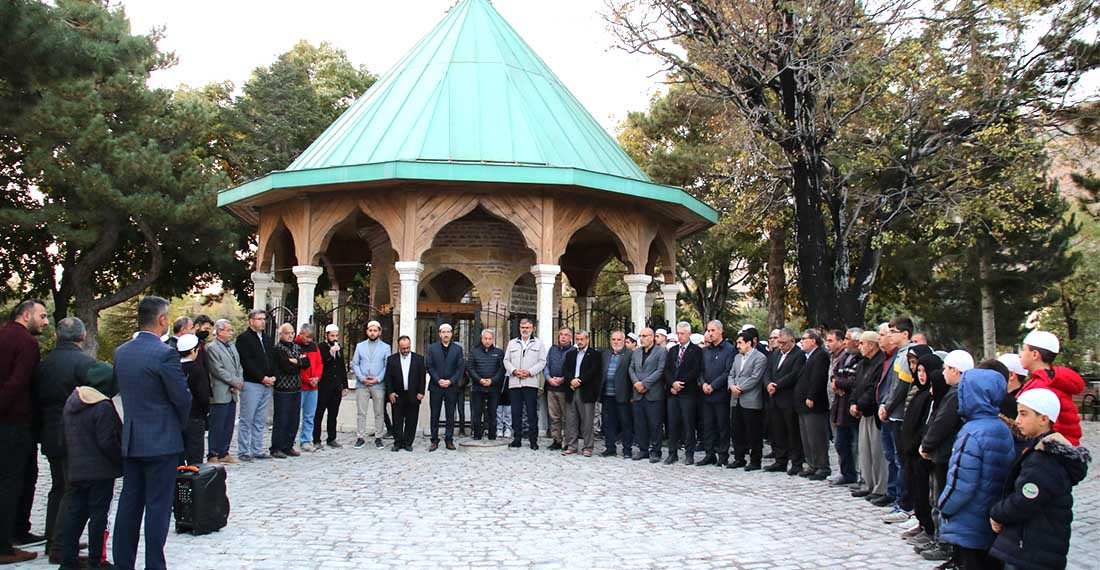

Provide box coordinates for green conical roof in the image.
[288,0,646,178]
[219,0,716,228]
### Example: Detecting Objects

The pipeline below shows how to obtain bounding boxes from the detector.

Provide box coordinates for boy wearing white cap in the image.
[989,388,1092,570]
[1018,330,1086,446]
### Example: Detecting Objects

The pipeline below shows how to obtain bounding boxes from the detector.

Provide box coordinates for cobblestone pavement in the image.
[17,417,1100,569]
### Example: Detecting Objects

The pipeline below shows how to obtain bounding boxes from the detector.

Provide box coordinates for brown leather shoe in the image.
[0,548,38,564]
[429,441,439,452]
[218,455,239,464]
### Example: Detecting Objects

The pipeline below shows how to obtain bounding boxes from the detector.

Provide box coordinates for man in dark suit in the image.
[385,336,426,451]
[764,328,805,475]
[629,328,667,462]
[599,331,633,458]
[698,320,735,467]
[664,322,704,465]
[561,330,602,456]
[426,323,465,451]
[112,296,191,570]
[234,309,276,461]
[794,328,832,480]
[33,317,97,559]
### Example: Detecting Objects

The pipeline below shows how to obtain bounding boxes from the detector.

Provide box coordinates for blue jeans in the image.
[881,420,903,501]
[835,424,859,483]
[299,390,318,445]
[271,391,301,453]
[237,382,272,457]
[113,454,176,570]
[207,402,235,459]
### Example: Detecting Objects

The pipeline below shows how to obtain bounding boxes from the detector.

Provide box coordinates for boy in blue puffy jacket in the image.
[937,368,1016,570]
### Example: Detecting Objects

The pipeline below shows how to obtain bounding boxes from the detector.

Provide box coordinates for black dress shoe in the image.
[808,472,828,481]
[445,441,456,450]
[727,459,748,469]
[600,449,617,457]
[429,441,439,452]
[695,455,718,466]
[798,468,814,477]
[548,441,562,451]
[508,439,522,448]
[529,442,539,450]
[649,455,662,463]
[763,450,776,459]
[744,463,761,472]
[392,445,402,452]
[763,462,788,472]
[683,454,695,466]
[632,451,648,461]
[404,445,414,452]
[851,489,872,498]
[663,454,679,465]
[787,466,801,476]
[871,495,895,507]
[472,435,483,441]
[14,533,46,547]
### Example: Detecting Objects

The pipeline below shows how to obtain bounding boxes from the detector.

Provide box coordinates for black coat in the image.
[830,351,862,426]
[664,342,703,397]
[318,342,347,392]
[384,352,426,398]
[33,342,97,457]
[63,387,122,483]
[768,346,805,409]
[466,345,505,392]
[900,385,933,456]
[990,431,1091,570]
[182,360,211,419]
[921,386,960,464]
[793,347,830,414]
[562,347,603,403]
[236,329,275,384]
[426,342,465,393]
[852,350,886,418]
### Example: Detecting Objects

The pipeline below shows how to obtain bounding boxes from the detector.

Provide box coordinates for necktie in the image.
[677,345,685,366]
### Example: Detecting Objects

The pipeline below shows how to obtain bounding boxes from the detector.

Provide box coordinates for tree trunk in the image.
[979,251,997,359]
[74,303,101,358]
[1059,284,1078,341]
[767,225,787,330]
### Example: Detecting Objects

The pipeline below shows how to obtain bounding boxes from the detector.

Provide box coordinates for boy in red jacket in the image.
[1018,330,1085,446]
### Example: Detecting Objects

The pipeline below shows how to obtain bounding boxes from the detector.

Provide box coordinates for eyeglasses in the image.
[639,333,653,337]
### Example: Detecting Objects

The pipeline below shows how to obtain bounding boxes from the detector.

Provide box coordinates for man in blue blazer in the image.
[112,296,191,570]
[426,323,465,451]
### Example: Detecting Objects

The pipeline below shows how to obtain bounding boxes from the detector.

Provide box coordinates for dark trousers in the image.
[701,399,730,460]
[510,387,539,444]
[429,388,459,443]
[313,386,342,444]
[667,394,697,456]
[767,404,802,466]
[633,398,663,456]
[0,424,32,554]
[271,391,301,453]
[882,420,903,503]
[457,387,467,430]
[391,392,420,448]
[956,546,1003,570]
[182,418,205,465]
[907,455,935,534]
[207,402,235,458]
[61,478,113,566]
[45,454,69,550]
[601,395,633,454]
[17,441,37,538]
[730,405,763,464]
[470,389,499,439]
[835,423,859,482]
[113,454,177,570]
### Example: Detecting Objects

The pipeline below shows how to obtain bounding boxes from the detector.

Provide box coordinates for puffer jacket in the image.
[937,368,1016,550]
[1019,366,1085,446]
[296,335,323,391]
[990,431,1092,570]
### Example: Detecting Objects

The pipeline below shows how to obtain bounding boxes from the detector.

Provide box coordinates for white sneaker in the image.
[898,517,922,531]
[882,509,913,524]
[301,443,315,452]
[504,428,512,438]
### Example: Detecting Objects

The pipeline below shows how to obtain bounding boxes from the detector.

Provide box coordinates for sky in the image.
[118,0,668,136]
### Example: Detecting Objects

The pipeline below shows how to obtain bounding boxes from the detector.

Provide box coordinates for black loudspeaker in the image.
[174,464,230,535]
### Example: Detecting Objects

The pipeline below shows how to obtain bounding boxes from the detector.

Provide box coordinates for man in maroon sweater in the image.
[0,299,50,565]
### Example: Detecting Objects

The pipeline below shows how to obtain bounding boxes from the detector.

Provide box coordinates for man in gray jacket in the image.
[629,327,667,463]
[728,330,767,470]
[206,319,244,463]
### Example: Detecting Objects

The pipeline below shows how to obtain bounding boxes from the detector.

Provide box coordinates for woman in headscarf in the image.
[900,352,943,547]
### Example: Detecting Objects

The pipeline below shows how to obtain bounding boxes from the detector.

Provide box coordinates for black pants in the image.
[510,387,539,444]
[701,399,730,461]
[730,405,764,464]
[457,386,467,430]
[470,389,499,439]
[0,424,32,554]
[313,385,343,444]
[271,391,301,453]
[667,394,697,456]
[907,455,935,534]
[429,388,459,443]
[601,395,633,454]
[391,392,420,448]
[633,399,663,456]
[60,478,113,566]
[181,417,205,466]
[45,454,68,551]
[768,404,802,466]
[956,546,1003,570]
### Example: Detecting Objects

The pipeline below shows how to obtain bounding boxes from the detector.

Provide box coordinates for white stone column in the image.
[292,265,323,332]
[576,296,592,331]
[395,261,424,348]
[660,283,680,328]
[326,290,344,330]
[531,264,561,347]
[251,271,273,312]
[623,274,653,333]
[268,281,287,311]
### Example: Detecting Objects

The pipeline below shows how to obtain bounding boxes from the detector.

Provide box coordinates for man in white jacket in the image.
[503,318,546,450]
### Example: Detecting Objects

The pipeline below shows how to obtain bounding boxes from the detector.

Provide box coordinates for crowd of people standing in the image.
[0,296,1093,570]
